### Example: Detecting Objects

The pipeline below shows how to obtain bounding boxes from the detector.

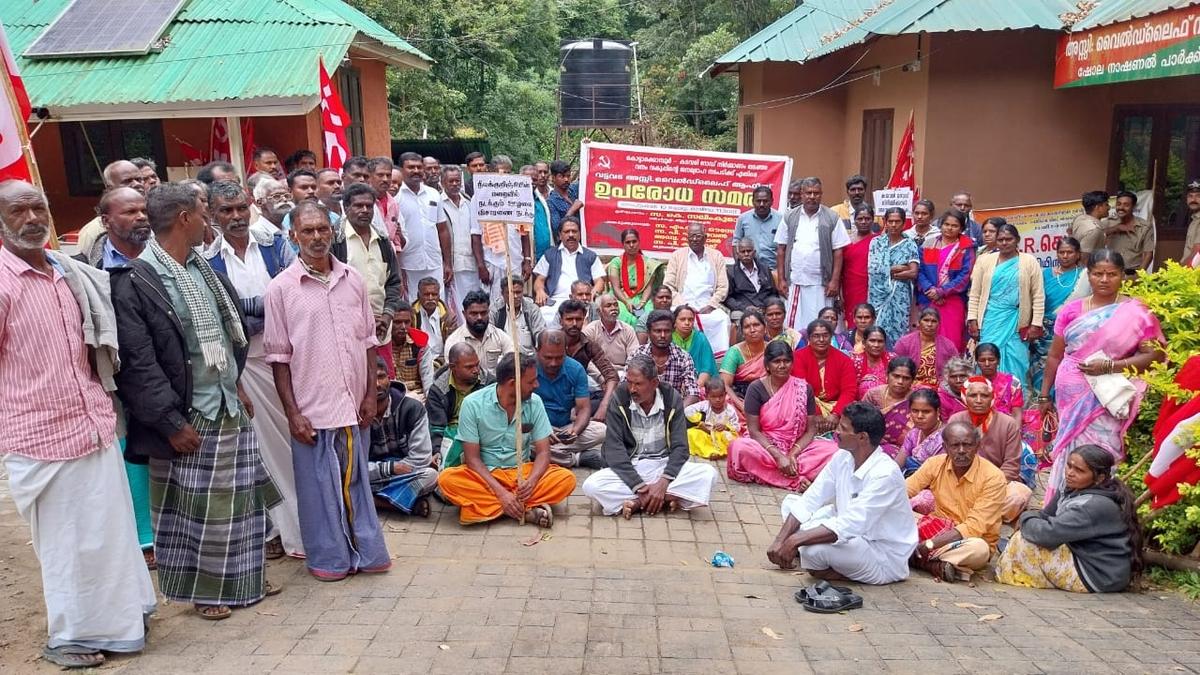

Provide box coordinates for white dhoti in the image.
[691,307,730,354]
[5,442,157,651]
[582,457,718,515]
[403,268,442,302]
[451,271,482,321]
[242,343,305,557]
[783,500,910,585]
[540,303,562,329]
[786,284,832,333]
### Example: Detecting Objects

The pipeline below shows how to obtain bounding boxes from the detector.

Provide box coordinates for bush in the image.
[1122,261,1200,554]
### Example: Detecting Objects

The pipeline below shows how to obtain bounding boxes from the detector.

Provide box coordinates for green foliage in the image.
[1145,566,1200,600]
[1121,262,1200,554]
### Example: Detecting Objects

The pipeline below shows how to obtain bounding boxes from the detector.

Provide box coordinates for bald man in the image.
[76,160,147,254]
[426,342,495,464]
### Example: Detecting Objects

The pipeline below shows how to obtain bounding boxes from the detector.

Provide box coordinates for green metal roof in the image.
[0,0,429,118]
[711,0,1200,74]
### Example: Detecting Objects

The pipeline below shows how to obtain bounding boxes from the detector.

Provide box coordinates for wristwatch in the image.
[924,539,935,552]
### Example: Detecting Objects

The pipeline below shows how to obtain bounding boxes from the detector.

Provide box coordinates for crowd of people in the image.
[0,147,1189,667]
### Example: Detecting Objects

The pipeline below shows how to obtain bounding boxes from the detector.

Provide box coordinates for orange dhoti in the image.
[437,464,577,524]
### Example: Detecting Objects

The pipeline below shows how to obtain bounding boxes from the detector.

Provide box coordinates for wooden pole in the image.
[0,65,58,248]
[502,224,525,515]
[227,115,246,183]
[1121,451,1154,484]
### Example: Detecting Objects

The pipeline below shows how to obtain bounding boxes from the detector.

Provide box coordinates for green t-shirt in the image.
[455,383,553,470]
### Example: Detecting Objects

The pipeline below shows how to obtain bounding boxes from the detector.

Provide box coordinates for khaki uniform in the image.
[1104,215,1154,271]
[1183,211,1200,265]
[1068,213,1105,254]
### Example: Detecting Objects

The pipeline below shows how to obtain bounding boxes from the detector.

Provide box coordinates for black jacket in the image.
[725,257,780,313]
[331,224,403,319]
[425,364,493,451]
[1018,484,1133,593]
[602,381,689,492]
[110,259,248,461]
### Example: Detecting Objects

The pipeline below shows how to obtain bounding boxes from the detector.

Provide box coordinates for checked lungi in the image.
[292,426,391,579]
[150,412,280,606]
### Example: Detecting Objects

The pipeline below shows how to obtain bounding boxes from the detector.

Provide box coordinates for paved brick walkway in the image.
[4,461,1200,673]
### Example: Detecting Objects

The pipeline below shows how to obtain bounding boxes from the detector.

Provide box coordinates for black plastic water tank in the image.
[559,39,632,128]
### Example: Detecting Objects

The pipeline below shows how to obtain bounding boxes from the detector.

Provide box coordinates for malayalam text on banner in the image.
[579,142,793,257]
[1055,6,1200,88]
[473,173,533,254]
[971,199,1078,268]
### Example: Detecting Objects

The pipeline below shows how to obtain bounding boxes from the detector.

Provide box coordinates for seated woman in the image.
[685,379,741,459]
[996,445,1142,593]
[894,307,959,389]
[672,305,718,388]
[975,342,1023,427]
[790,319,857,434]
[937,355,972,421]
[836,302,876,354]
[852,326,892,399]
[896,388,944,475]
[720,310,768,414]
[860,356,917,458]
[763,298,803,348]
[727,341,839,491]
[607,228,663,326]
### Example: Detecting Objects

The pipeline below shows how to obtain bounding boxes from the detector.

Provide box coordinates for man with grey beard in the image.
[0,180,156,667]
[252,177,294,236]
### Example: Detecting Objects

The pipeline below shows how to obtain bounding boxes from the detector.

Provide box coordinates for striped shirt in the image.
[0,247,116,460]
[263,256,376,429]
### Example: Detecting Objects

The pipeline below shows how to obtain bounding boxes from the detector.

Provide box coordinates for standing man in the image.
[201,180,302,559]
[663,222,733,354]
[733,185,782,271]
[441,165,478,305]
[1104,190,1155,274]
[526,164,556,262]
[775,177,849,332]
[253,147,284,179]
[471,201,531,298]
[396,151,451,300]
[131,157,161,189]
[342,156,371,187]
[334,182,404,355]
[547,159,583,234]
[367,156,405,255]
[583,355,719,518]
[252,178,294,235]
[423,156,442,191]
[1069,190,1110,255]
[949,191,984,245]
[464,151,488,198]
[1,181,156,667]
[316,168,345,220]
[446,289,516,372]
[1180,180,1200,266]
[75,159,147,254]
[264,201,391,582]
[532,216,606,327]
[830,175,868,227]
[111,182,278,620]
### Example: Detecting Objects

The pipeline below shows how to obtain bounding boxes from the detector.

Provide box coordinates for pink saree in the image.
[1045,298,1163,502]
[853,352,892,399]
[727,376,839,490]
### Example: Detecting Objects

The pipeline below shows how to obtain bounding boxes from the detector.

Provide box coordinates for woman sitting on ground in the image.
[763,298,803,348]
[851,326,892,399]
[894,307,959,389]
[836,302,876,354]
[896,388,944,474]
[727,341,839,491]
[996,444,1142,593]
[720,309,769,413]
[672,304,718,388]
[937,356,972,421]
[790,319,857,434]
[975,342,1023,427]
[860,356,917,458]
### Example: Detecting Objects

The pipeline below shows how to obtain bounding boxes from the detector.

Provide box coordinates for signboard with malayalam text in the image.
[1055,6,1200,88]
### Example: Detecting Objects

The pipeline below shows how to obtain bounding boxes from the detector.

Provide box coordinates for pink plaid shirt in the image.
[0,247,116,461]
[263,257,375,429]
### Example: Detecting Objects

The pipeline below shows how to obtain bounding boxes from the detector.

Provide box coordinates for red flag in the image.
[887,111,916,191]
[176,137,206,166]
[0,20,32,183]
[210,118,256,174]
[318,57,351,170]
[1145,355,1200,508]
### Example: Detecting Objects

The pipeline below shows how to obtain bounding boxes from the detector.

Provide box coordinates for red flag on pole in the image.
[210,118,255,174]
[176,137,206,166]
[887,111,916,191]
[0,20,32,183]
[318,57,350,170]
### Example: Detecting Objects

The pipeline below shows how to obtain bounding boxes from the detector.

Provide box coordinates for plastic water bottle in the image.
[710,551,735,568]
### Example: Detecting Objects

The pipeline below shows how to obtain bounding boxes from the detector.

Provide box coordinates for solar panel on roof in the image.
[24,0,190,59]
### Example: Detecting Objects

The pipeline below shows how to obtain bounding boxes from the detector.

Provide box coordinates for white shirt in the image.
[344,221,389,316]
[218,237,273,299]
[680,249,716,306]
[420,304,447,357]
[533,244,605,303]
[470,212,524,271]
[904,225,940,243]
[442,192,476,273]
[775,208,851,286]
[780,448,918,561]
[396,182,445,270]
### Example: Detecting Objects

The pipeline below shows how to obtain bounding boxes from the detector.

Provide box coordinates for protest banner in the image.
[971,199,1078,268]
[1055,6,1200,88]
[472,173,533,253]
[873,187,914,214]
[579,142,792,257]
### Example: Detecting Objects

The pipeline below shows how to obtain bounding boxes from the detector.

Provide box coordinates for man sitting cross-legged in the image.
[766,402,917,584]
[535,329,607,469]
[582,355,719,518]
[426,342,494,468]
[946,376,1031,522]
[367,357,438,518]
[905,420,1006,583]
[437,351,577,526]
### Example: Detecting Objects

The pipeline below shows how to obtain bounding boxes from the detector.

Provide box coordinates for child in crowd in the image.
[685,379,741,459]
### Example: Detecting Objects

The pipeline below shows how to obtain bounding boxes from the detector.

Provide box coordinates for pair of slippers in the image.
[794,580,863,613]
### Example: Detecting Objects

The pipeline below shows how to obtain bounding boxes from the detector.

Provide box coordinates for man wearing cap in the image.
[1181,180,1200,267]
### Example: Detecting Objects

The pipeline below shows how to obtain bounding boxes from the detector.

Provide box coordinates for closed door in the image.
[861,109,894,191]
